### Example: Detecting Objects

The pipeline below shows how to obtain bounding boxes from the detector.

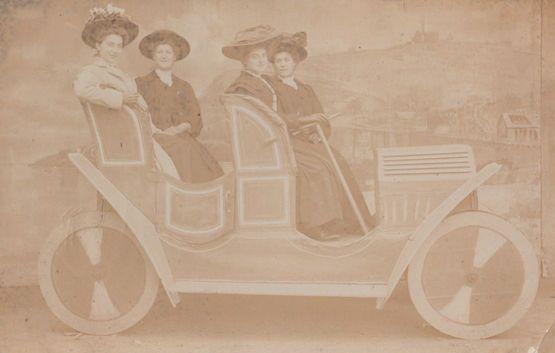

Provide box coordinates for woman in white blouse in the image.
[74,5,145,113]
[73,5,179,180]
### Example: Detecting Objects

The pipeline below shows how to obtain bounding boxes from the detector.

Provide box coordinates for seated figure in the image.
[221,26,375,240]
[222,25,281,108]
[266,32,376,240]
[136,30,223,183]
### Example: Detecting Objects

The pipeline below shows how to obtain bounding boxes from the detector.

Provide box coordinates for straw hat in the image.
[81,4,138,48]
[139,30,191,61]
[268,32,308,62]
[222,25,280,61]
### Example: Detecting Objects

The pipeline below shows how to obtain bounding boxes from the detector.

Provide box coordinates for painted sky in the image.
[0,0,540,94]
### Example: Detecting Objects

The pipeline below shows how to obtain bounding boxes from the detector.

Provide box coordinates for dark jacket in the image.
[135,71,223,183]
[225,70,276,109]
[136,71,202,137]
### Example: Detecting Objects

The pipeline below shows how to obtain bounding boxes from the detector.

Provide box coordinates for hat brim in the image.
[139,30,191,61]
[82,18,139,48]
[222,34,281,61]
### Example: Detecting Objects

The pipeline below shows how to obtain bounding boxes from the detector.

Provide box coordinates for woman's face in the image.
[96,34,123,65]
[153,43,176,71]
[242,47,268,75]
[273,51,297,78]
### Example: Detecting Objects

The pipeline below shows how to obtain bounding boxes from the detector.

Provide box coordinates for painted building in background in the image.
[498,111,540,145]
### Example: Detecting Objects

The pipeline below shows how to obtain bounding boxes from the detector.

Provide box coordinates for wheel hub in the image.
[90,264,108,281]
[465,271,480,286]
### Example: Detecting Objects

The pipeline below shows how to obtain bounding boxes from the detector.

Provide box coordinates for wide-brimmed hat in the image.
[222,25,280,61]
[139,30,191,61]
[81,4,138,48]
[268,32,308,62]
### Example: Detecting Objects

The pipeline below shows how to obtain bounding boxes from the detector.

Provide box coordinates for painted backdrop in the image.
[0,0,544,286]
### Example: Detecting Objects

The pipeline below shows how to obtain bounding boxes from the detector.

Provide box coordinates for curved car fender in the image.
[68,152,180,306]
[376,162,502,309]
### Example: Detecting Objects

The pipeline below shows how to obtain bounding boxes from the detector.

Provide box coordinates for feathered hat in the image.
[81,4,139,48]
[268,32,308,62]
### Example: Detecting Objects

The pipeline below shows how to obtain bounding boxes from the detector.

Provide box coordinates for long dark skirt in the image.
[292,137,374,235]
[154,132,223,183]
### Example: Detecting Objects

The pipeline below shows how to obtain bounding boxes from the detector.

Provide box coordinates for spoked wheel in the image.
[38,211,159,335]
[408,211,539,339]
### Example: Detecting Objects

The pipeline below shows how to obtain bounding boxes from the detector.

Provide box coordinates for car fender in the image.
[376,162,502,309]
[68,152,180,306]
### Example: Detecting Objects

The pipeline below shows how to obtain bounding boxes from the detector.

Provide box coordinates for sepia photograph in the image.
[1,0,554,352]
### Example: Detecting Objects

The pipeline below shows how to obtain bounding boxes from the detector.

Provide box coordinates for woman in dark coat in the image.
[267,32,375,239]
[136,30,223,183]
[222,25,280,109]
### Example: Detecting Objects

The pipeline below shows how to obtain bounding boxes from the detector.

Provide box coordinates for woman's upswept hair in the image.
[269,42,301,63]
[268,32,307,63]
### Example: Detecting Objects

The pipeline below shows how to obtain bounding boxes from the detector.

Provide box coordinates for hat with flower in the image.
[268,32,308,62]
[81,4,139,48]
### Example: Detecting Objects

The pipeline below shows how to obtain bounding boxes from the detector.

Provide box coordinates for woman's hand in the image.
[150,123,163,134]
[175,122,192,134]
[308,132,322,144]
[161,126,179,136]
[160,122,192,136]
[122,92,140,105]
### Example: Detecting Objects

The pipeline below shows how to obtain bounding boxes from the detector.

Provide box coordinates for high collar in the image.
[278,75,298,90]
[155,68,174,87]
[94,57,118,68]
